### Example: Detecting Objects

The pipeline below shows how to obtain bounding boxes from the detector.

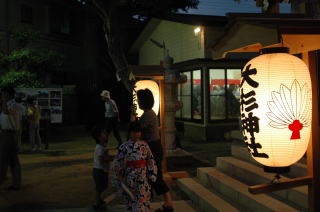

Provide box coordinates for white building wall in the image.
[139,20,205,65]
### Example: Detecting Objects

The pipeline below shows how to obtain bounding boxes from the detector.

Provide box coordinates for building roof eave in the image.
[129,14,229,54]
[129,18,162,54]
[211,14,320,59]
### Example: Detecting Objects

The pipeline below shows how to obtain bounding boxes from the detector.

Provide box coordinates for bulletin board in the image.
[15,88,63,123]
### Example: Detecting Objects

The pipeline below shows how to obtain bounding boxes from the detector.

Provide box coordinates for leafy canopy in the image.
[0,71,44,88]
[0,27,64,74]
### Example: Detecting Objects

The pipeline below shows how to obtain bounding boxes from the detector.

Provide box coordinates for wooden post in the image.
[159,79,167,173]
[303,51,320,212]
[248,176,312,194]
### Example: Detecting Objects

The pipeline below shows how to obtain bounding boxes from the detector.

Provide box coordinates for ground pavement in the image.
[1,125,230,212]
[37,200,196,212]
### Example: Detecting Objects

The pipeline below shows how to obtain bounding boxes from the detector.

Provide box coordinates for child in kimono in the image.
[111,122,157,212]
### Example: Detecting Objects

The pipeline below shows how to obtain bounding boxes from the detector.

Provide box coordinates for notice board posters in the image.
[15,88,63,123]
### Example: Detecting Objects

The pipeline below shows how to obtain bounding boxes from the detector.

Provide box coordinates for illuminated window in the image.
[176,69,202,122]
[181,72,191,119]
[209,68,241,121]
[192,70,202,119]
[209,69,225,120]
[226,69,241,119]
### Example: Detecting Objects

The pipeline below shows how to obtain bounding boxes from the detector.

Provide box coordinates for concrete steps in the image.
[216,156,307,210]
[197,167,299,212]
[177,177,240,212]
[231,145,307,178]
[176,144,307,212]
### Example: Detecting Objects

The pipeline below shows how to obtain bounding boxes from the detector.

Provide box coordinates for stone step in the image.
[177,177,240,212]
[197,167,300,212]
[216,156,308,210]
[231,145,307,178]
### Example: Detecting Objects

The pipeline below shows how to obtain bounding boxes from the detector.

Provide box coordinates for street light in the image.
[240,47,312,173]
[194,27,201,36]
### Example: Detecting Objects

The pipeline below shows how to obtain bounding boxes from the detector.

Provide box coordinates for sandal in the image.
[92,200,106,211]
[155,205,174,212]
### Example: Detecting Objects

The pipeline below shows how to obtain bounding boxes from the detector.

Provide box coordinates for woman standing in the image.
[26,97,42,151]
[131,89,174,212]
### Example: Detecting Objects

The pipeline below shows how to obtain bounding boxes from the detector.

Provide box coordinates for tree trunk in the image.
[291,0,320,18]
[308,0,320,18]
[91,0,135,93]
[265,0,280,13]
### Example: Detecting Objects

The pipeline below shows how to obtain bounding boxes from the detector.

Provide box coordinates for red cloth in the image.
[126,160,147,168]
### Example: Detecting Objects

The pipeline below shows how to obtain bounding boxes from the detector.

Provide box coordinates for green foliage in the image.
[11,27,41,48]
[28,48,64,72]
[0,27,64,85]
[1,48,64,73]
[0,71,44,88]
[2,48,32,71]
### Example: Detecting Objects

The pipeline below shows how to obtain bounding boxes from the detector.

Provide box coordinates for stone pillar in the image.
[162,55,187,151]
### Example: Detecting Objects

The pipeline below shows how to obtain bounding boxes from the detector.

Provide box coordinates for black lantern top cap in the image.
[260,47,289,55]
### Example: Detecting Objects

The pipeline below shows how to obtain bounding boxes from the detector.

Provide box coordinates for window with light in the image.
[209,68,241,121]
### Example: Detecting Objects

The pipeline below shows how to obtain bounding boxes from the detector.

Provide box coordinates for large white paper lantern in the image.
[133,80,160,117]
[240,47,312,172]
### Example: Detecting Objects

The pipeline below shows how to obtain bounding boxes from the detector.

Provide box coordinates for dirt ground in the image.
[0,126,232,211]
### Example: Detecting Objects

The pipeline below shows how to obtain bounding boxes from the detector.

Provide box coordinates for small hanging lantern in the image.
[133,80,160,118]
[240,47,312,173]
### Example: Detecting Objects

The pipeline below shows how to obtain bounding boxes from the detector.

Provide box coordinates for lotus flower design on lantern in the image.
[266,80,311,140]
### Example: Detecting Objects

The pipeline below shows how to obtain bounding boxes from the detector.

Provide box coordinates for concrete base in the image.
[164,171,190,184]
[216,156,308,210]
[178,177,240,212]
[165,148,192,157]
[197,167,299,212]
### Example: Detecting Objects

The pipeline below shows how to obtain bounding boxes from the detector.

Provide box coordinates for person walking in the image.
[91,126,112,211]
[131,88,174,212]
[111,121,157,212]
[0,86,22,191]
[101,90,122,147]
[26,97,42,152]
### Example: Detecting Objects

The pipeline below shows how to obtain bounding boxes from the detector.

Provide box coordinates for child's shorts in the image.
[92,168,108,192]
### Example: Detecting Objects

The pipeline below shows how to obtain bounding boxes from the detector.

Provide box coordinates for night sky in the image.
[181,0,291,16]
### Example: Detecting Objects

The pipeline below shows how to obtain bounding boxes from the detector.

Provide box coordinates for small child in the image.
[91,126,112,211]
[111,122,157,212]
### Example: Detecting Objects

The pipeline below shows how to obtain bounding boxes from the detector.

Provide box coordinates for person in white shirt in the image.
[91,126,112,210]
[100,90,122,147]
[0,86,22,191]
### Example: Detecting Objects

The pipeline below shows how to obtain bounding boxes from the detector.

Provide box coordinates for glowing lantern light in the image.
[133,80,160,117]
[240,47,312,173]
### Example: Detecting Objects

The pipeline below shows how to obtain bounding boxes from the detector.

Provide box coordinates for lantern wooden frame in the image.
[225,39,320,212]
[246,51,319,202]
[240,46,312,173]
